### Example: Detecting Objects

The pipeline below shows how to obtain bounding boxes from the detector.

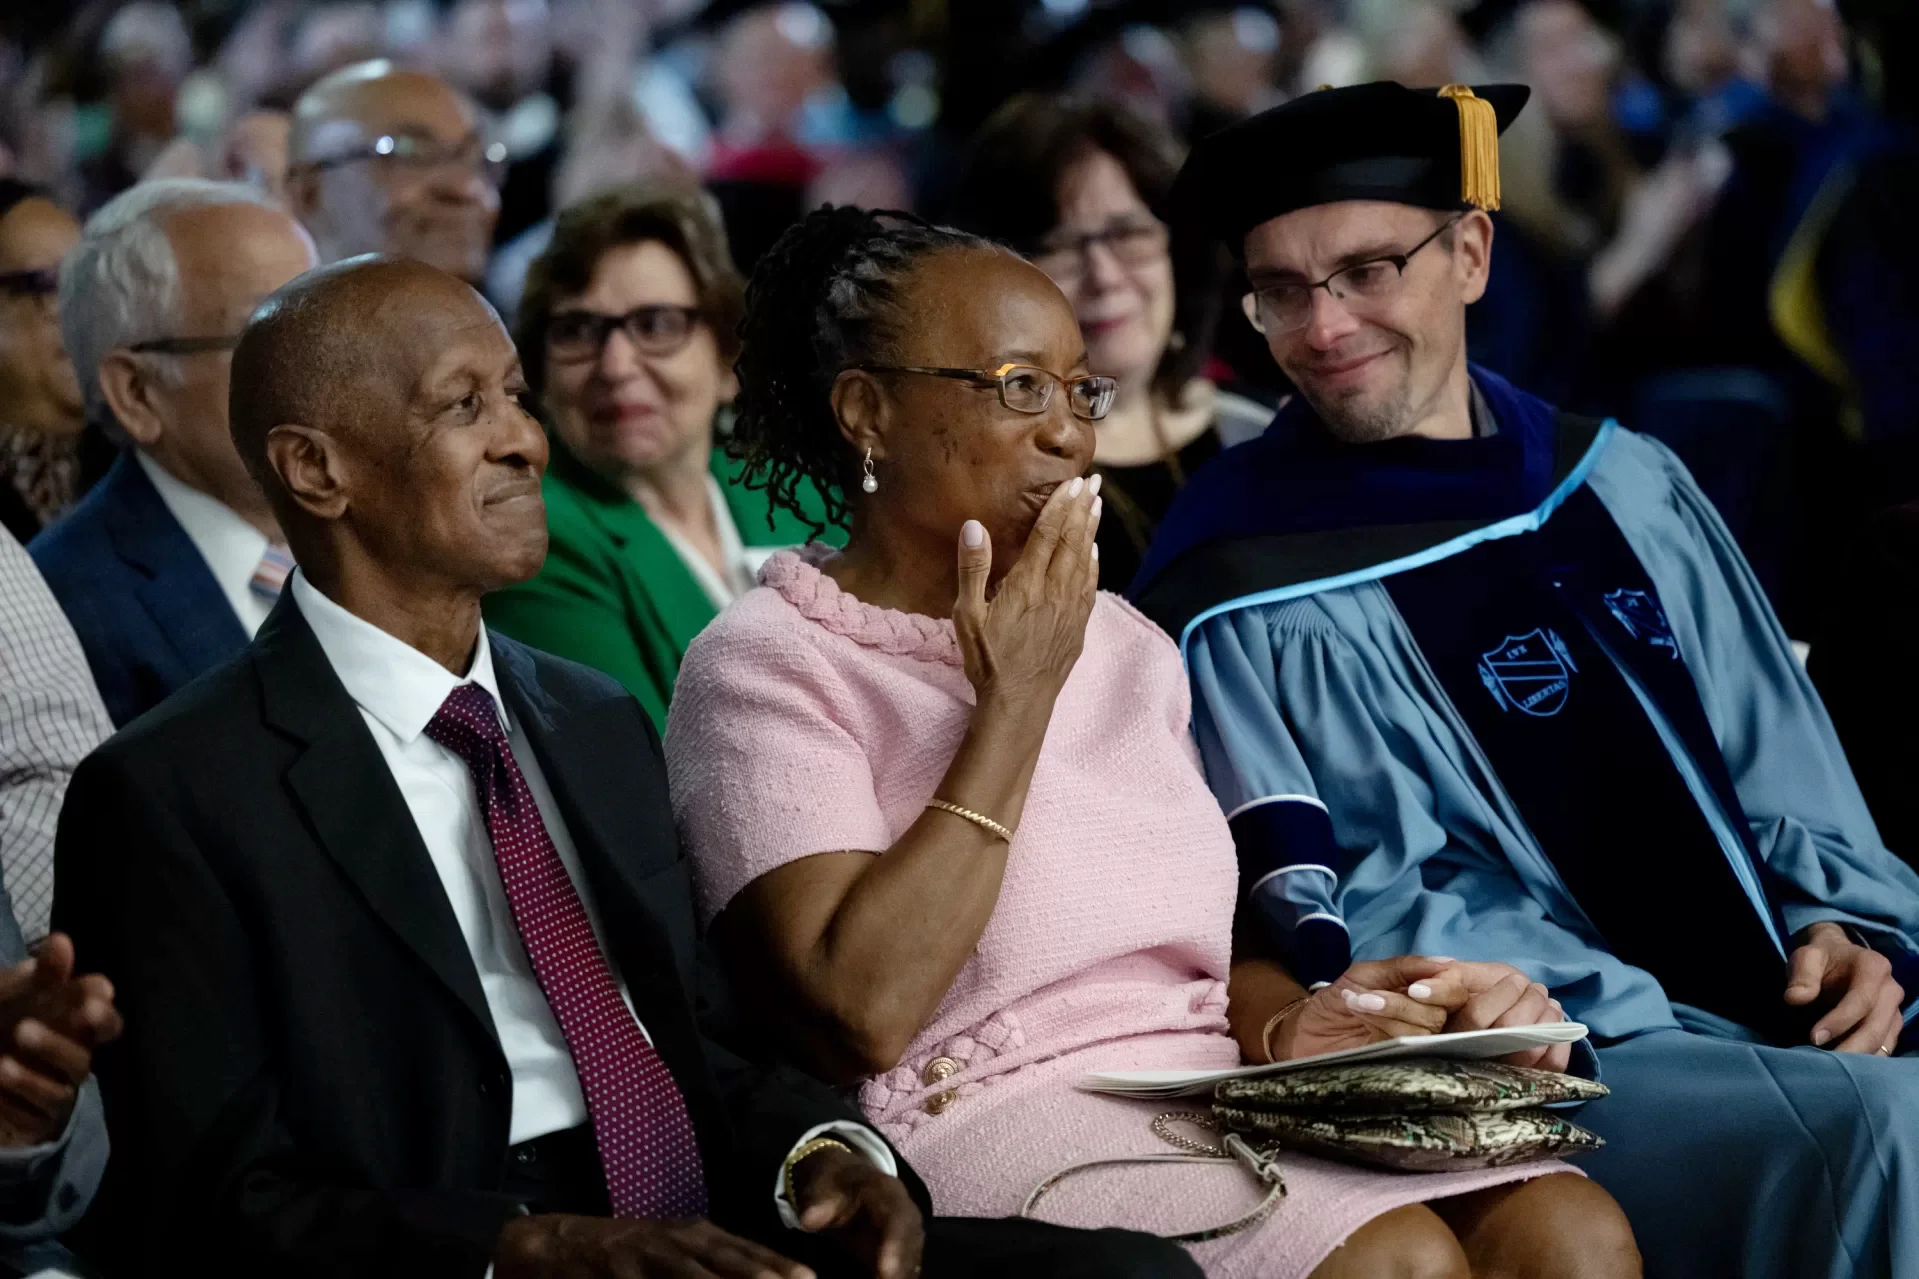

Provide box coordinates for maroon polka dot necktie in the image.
[426,682,707,1219]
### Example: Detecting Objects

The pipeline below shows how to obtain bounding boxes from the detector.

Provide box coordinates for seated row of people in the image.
[7,76,1917,1279]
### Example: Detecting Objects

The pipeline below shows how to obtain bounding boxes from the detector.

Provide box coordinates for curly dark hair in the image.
[731,205,992,538]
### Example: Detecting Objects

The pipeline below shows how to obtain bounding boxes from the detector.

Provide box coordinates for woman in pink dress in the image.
[664,206,1641,1278]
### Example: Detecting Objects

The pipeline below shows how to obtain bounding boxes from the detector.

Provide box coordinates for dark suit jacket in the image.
[28,449,248,727]
[53,594,922,1277]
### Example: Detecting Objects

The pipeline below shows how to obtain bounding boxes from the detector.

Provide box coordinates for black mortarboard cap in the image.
[1171,81,1532,249]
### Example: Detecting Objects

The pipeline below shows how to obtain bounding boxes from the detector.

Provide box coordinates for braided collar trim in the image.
[760,546,963,666]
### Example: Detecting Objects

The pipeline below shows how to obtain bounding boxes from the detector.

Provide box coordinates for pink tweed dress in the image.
[665,548,1570,1276]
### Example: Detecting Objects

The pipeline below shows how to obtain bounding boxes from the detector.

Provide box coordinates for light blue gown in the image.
[1183,423,1919,1277]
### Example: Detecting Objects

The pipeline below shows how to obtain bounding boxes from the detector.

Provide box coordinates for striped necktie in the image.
[250,543,295,603]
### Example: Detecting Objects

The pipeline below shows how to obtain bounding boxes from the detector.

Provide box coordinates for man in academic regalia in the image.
[1132,81,1919,1278]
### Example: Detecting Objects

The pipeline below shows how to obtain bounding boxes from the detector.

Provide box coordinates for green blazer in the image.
[484,440,840,729]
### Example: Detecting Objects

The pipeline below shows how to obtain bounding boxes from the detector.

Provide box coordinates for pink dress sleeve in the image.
[664,602,892,926]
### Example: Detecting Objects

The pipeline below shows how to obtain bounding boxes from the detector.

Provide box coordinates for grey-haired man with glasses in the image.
[30,179,318,729]
[288,59,507,286]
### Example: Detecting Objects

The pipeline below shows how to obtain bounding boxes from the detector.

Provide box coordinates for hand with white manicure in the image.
[1268,956,1456,1062]
[952,472,1102,712]
[1395,960,1574,1071]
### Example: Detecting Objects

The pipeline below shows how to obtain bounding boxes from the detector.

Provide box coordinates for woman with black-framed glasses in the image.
[0,181,85,544]
[483,184,842,731]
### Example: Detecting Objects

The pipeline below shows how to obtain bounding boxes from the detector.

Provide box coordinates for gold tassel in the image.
[1438,84,1501,211]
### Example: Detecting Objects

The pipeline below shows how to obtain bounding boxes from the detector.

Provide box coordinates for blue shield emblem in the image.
[1478,628,1577,717]
[1603,588,1679,659]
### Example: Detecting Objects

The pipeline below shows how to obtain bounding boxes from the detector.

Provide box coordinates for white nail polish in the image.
[1088,473,1103,496]
[1091,496,1102,521]
[1067,477,1084,498]
[962,520,985,548]
[1408,982,1433,1000]
[1091,543,1100,562]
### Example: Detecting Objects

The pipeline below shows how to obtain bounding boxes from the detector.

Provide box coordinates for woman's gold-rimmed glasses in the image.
[850,362,1119,420]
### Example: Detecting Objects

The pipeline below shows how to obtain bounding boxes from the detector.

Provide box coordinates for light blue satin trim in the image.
[1176,419,1620,658]
[1581,618,1788,958]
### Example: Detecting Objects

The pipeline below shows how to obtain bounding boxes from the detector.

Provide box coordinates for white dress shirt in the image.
[136,451,274,636]
[287,573,892,1224]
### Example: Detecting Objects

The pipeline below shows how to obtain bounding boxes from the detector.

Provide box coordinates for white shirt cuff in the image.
[772,1121,899,1230]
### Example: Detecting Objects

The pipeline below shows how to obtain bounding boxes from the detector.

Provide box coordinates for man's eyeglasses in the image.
[546,305,706,363]
[1031,218,1169,282]
[292,132,509,188]
[0,268,59,300]
[126,335,244,356]
[851,362,1119,421]
[1242,216,1463,336]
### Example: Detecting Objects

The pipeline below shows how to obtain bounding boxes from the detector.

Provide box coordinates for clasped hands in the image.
[1270,956,1575,1071]
[497,1145,923,1279]
[1275,923,1907,1070]
[0,932,121,1148]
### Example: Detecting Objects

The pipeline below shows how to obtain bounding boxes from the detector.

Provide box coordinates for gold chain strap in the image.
[1020,1112,1287,1243]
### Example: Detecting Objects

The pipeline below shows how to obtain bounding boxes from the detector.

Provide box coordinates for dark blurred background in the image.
[2,0,1914,641]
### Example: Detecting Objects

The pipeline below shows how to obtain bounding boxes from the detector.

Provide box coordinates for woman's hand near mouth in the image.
[955,471,1102,712]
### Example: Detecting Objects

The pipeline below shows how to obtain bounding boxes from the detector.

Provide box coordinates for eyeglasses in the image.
[1242,216,1462,336]
[1031,219,1169,282]
[291,132,509,188]
[851,362,1118,420]
[0,268,58,299]
[546,305,705,363]
[126,334,244,356]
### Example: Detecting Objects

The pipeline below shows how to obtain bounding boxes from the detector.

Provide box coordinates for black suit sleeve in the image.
[690,939,932,1236]
[55,754,520,1279]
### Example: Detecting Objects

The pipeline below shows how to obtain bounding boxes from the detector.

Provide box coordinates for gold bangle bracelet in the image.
[925,798,1014,843]
[1260,996,1314,1064]
[782,1136,854,1207]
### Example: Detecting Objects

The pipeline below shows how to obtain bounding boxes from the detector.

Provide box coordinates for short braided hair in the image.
[731,205,992,538]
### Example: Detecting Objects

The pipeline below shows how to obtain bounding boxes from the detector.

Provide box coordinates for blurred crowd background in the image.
[1,0,1913,642]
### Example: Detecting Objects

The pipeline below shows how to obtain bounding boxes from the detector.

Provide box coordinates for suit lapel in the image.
[492,638,694,1000]
[102,452,251,669]
[255,596,495,1042]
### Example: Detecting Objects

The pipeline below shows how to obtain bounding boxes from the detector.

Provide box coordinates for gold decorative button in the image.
[921,1056,959,1114]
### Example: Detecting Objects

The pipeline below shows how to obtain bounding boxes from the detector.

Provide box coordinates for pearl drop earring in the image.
[861,447,879,494]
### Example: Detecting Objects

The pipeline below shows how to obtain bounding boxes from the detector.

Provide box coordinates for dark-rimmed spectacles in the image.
[1243,216,1462,336]
[851,362,1118,420]
[546,305,706,363]
[126,335,244,356]
[1031,218,1169,283]
[291,132,509,188]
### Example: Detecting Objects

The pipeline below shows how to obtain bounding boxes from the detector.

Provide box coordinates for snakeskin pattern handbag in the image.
[1021,1058,1608,1240]
[1212,1058,1608,1172]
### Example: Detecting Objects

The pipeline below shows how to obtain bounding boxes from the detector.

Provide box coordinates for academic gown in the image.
[1131,367,1919,1279]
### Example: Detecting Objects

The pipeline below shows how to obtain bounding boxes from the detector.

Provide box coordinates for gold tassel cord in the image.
[1438,84,1502,211]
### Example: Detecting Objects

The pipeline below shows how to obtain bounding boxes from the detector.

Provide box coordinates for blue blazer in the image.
[30,450,247,728]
